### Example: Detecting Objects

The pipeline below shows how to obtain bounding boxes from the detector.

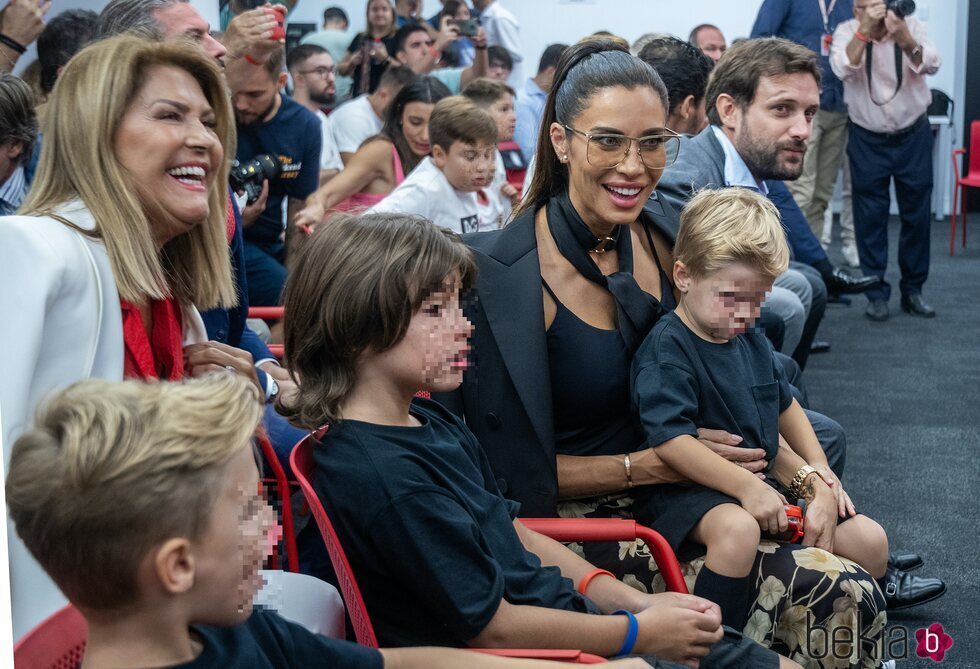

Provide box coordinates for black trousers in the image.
[847,116,933,302]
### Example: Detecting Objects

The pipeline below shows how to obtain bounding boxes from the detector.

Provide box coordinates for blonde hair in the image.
[21,35,237,309]
[5,375,263,612]
[675,188,789,279]
[280,212,475,428]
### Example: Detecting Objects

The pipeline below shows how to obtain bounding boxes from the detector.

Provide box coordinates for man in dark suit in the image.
[651,37,880,369]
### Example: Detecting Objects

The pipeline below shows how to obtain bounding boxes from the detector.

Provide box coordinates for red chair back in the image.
[256,432,300,573]
[290,431,380,647]
[14,605,87,669]
[968,120,980,178]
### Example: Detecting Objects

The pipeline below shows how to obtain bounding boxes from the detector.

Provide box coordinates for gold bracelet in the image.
[789,465,817,501]
[624,453,634,489]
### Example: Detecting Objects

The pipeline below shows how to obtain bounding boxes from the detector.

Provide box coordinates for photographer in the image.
[233,46,321,307]
[831,0,940,321]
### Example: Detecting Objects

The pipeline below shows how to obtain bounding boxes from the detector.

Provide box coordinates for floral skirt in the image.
[558,494,887,668]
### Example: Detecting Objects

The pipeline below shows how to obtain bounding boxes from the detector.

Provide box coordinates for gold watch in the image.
[789,465,818,501]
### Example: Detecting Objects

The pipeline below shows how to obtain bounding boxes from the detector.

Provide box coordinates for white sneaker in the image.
[842,242,860,268]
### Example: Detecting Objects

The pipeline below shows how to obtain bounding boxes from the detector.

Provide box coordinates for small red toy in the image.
[762,505,805,544]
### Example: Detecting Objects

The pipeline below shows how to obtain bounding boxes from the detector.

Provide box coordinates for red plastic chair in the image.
[247,306,285,361]
[13,604,87,669]
[950,120,980,255]
[256,431,300,573]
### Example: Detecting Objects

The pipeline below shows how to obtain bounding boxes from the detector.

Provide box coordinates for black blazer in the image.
[435,196,680,516]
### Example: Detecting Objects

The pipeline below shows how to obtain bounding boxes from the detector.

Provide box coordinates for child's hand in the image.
[501,183,520,205]
[633,592,723,665]
[739,482,788,535]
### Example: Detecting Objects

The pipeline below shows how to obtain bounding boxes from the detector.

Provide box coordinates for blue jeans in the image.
[243,240,287,306]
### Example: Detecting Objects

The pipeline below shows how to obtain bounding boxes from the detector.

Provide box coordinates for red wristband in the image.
[245,53,261,65]
[854,30,870,43]
[577,568,616,595]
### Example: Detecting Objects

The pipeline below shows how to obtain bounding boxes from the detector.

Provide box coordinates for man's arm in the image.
[750,0,791,39]
[459,27,489,89]
[830,19,864,80]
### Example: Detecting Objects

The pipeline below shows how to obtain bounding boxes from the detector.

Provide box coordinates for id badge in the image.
[821,33,832,56]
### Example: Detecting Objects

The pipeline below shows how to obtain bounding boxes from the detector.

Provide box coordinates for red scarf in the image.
[226,194,236,244]
[120,298,185,380]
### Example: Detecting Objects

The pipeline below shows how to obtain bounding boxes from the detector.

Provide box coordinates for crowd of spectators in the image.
[0,1,952,668]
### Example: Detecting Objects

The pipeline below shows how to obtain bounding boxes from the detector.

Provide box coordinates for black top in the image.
[310,398,587,648]
[631,311,793,464]
[544,281,637,458]
[165,609,382,669]
[347,33,399,95]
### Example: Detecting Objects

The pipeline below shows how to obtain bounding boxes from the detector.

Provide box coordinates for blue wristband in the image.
[611,609,638,657]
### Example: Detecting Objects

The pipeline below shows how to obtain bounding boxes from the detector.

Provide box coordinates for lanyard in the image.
[817,0,838,33]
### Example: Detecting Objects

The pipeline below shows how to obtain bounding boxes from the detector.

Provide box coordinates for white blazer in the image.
[0,200,208,639]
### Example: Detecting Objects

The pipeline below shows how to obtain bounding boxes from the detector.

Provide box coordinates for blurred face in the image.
[376,274,474,393]
[294,52,336,106]
[454,5,471,20]
[433,139,496,191]
[396,0,421,18]
[551,85,667,234]
[675,261,774,342]
[232,67,285,126]
[728,73,819,181]
[114,65,222,246]
[487,59,512,82]
[397,29,435,73]
[694,26,726,64]
[401,101,435,155]
[191,445,277,625]
[0,142,23,186]
[367,0,394,32]
[486,93,516,142]
[153,3,226,61]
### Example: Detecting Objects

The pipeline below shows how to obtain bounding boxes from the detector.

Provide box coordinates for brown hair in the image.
[461,77,515,108]
[6,375,263,613]
[279,212,476,428]
[675,187,789,279]
[705,37,820,126]
[427,96,497,152]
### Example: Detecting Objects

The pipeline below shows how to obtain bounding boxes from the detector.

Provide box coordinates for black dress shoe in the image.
[825,267,883,295]
[883,568,947,610]
[810,340,831,354]
[866,299,889,321]
[889,552,924,572]
[900,293,936,318]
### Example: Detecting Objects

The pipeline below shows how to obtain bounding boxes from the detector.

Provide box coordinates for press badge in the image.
[821,33,833,56]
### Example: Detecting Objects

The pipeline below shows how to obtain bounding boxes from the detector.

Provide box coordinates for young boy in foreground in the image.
[630,188,888,630]
[6,374,646,669]
[281,211,798,668]
[368,96,501,233]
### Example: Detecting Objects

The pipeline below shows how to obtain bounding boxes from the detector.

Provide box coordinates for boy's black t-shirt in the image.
[311,398,587,648]
[236,95,321,249]
[167,608,382,669]
[631,311,794,463]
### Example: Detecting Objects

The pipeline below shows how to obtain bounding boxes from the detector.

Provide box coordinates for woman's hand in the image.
[738,480,788,535]
[0,0,50,49]
[258,361,298,404]
[801,475,838,552]
[184,342,263,398]
[370,41,389,63]
[811,464,855,519]
[697,428,767,479]
[294,197,326,230]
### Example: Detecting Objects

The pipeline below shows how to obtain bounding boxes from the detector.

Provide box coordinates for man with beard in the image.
[233,46,321,306]
[655,37,879,369]
[287,43,343,185]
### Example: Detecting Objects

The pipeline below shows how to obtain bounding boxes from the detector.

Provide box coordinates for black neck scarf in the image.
[545,191,666,353]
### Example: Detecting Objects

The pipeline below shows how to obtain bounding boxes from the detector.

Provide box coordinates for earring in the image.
[560,154,567,162]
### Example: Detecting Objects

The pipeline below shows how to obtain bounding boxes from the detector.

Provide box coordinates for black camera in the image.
[886,0,915,17]
[229,154,281,205]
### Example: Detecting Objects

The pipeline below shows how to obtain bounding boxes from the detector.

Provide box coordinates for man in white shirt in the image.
[287,44,343,185]
[830,0,940,320]
[471,0,521,87]
[391,21,488,95]
[369,96,498,234]
[329,64,417,164]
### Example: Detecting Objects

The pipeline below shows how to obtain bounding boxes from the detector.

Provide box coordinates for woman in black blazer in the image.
[437,39,886,664]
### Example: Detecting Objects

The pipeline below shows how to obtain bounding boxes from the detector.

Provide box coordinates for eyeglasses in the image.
[563,125,681,171]
[299,66,336,77]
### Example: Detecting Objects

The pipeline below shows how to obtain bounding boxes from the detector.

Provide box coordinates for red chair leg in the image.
[950,185,957,256]
[964,188,969,248]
